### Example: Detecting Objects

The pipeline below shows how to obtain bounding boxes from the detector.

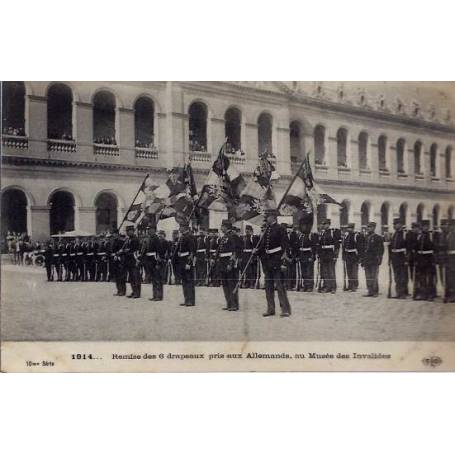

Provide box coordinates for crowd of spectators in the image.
[94,136,117,145]
[135,139,155,148]
[189,139,207,152]
[2,126,26,136]
[2,232,43,265]
[48,131,74,141]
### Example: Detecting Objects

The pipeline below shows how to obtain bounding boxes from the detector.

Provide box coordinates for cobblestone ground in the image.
[1,264,454,342]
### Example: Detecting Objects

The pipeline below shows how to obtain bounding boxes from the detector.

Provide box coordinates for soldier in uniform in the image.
[287,224,299,291]
[170,230,181,285]
[444,219,455,303]
[240,225,258,288]
[389,218,409,299]
[297,221,318,292]
[120,225,141,298]
[317,219,340,294]
[255,209,291,317]
[155,230,168,300]
[361,221,384,298]
[63,239,71,281]
[44,240,54,281]
[342,223,363,292]
[76,236,86,281]
[96,234,108,282]
[413,220,436,301]
[208,228,220,287]
[406,222,420,285]
[216,219,242,311]
[141,223,161,301]
[435,219,448,288]
[111,229,127,296]
[85,236,97,281]
[175,222,196,306]
[195,228,208,286]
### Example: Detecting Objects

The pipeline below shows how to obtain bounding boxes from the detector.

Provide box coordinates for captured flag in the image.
[280,154,341,216]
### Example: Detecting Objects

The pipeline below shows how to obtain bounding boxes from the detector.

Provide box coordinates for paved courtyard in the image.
[1,264,454,342]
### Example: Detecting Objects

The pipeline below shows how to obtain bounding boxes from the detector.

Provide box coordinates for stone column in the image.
[75,101,94,161]
[350,135,360,177]
[440,149,447,183]
[276,126,291,176]
[118,107,135,165]
[326,128,338,179]
[30,206,50,241]
[79,207,96,234]
[424,145,432,185]
[370,138,379,180]
[245,122,258,172]
[27,95,47,158]
[388,138,397,176]
[407,145,416,183]
[210,117,226,156]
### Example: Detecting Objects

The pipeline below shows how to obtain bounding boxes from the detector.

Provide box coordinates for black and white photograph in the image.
[1,80,454,372]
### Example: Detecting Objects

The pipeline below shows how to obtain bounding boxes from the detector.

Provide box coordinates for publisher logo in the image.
[422,356,443,368]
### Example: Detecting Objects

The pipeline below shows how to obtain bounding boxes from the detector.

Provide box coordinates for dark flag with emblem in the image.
[230,153,278,224]
[198,143,246,212]
[280,154,341,220]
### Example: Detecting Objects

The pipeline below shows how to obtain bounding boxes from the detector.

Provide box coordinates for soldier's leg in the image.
[276,269,291,315]
[264,269,276,314]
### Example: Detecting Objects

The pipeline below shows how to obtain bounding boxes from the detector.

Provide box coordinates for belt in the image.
[417,250,433,255]
[300,247,312,252]
[178,251,190,257]
[243,249,252,253]
[197,249,206,253]
[87,253,94,256]
[448,250,455,255]
[210,249,217,253]
[391,248,406,253]
[97,252,106,256]
[266,246,282,254]
[146,252,157,257]
[62,253,68,256]
[344,248,358,253]
[53,254,59,257]
[77,253,83,256]
[322,245,335,249]
[70,253,76,257]
[219,252,233,257]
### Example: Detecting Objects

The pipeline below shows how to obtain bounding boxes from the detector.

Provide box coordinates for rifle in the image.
[443,263,448,303]
[296,260,302,291]
[412,260,417,299]
[343,258,347,291]
[387,260,392,298]
[255,260,261,289]
[316,257,321,291]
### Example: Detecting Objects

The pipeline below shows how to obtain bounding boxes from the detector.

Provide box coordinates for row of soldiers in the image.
[41,215,455,306]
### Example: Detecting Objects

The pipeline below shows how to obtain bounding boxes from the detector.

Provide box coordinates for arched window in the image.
[1,82,26,136]
[399,203,408,226]
[358,131,368,170]
[134,97,155,148]
[432,204,440,228]
[47,83,73,140]
[225,107,241,152]
[360,201,370,227]
[290,121,303,163]
[430,143,438,177]
[316,204,327,228]
[337,128,348,167]
[189,102,207,152]
[314,125,326,165]
[446,146,453,178]
[95,192,118,234]
[1,189,28,238]
[414,141,423,175]
[381,202,390,229]
[49,191,75,234]
[397,138,406,173]
[258,112,273,156]
[339,200,350,227]
[416,203,425,223]
[378,135,387,171]
[93,91,116,144]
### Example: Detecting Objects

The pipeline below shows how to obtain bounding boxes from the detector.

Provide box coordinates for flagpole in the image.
[233,158,307,294]
[118,173,149,231]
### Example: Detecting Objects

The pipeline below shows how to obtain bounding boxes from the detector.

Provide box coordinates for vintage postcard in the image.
[1,81,454,372]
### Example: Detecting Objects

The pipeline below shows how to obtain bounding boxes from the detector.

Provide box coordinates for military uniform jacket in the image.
[288,231,300,260]
[406,231,419,259]
[157,238,169,261]
[342,232,363,260]
[415,232,435,264]
[121,236,141,268]
[208,236,219,257]
[362,233,384,265]
[216,231,242,273]
[141,234,160,261]
[389,230,408,258]
[44,245,54,264]
[318,228,341,259]
[97,241,108,261]
[298,232,318,261]
[257,222,289,271]
[176,233,196,265]
[242,234,259,259]
[196,235,209,257]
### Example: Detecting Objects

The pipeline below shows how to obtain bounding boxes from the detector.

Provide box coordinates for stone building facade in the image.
[1,81,455,241]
